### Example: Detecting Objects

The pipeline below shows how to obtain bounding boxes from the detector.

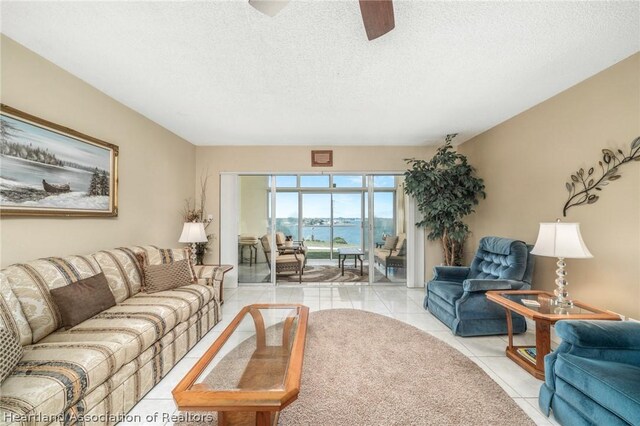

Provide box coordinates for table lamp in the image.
[530,220,593,307]
[179,222,208,264]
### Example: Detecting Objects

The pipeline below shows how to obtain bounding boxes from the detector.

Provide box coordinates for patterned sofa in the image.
[0,246,231,426]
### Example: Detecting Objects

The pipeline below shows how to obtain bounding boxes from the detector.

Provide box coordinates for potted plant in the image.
[404,134,486,266]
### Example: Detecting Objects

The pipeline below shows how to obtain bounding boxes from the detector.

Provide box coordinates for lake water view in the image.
[276,218,395,248]
[1,155,94,192]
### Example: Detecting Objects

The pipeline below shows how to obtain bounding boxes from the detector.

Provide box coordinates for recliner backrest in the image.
[469,237,530,282]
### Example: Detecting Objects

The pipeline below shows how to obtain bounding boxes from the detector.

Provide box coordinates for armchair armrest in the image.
[432,266,470,282]
[462,279,521,292]
[555,320,640,349]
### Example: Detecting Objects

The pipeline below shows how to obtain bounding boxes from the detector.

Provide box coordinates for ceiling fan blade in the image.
[358,0,395,40]
[249,0,290,17]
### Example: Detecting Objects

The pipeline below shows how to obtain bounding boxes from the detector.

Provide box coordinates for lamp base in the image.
[190,243,197,265]
[553,257,573,308]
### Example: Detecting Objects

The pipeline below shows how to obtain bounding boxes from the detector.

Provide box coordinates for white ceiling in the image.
[1,1,639,146]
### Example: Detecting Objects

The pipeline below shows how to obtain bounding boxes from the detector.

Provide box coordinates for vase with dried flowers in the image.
[182,174,214,265]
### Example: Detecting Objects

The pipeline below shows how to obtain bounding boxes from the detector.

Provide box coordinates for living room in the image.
[1,1,639,426]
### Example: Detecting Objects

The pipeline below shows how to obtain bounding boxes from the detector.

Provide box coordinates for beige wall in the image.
[0,36,196,266]
[195,145,434,264]
[459,53,640,319]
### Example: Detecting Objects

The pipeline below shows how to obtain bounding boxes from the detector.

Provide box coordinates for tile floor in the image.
[120,285,561,426]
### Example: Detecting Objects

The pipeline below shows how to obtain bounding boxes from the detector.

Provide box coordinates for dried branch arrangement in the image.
[563,136,640,216]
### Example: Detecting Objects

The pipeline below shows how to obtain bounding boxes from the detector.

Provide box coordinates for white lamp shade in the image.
[179,222,208,243]
[248,0,289,17]
[530,222,593,259]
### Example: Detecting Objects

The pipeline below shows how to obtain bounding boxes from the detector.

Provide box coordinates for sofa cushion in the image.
[0,272,32,345]
[555,353,640,425]
[3,256,103,343]
[92,248,144,302]
[275,254,305,264]
[122,283,215,323]
[50,272,117,329]
[0,339,125,423]
[38,301,182,365]
[428,280,464,306]
[0,329,22,383]
[143,259,192,293]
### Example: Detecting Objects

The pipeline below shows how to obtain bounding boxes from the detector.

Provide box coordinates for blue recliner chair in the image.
[424,236,535,336]
[540,320,640,426]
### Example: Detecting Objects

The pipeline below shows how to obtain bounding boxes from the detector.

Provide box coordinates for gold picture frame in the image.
[0,104,119,217]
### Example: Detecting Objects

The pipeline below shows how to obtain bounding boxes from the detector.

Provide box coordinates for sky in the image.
[2,115,110,170]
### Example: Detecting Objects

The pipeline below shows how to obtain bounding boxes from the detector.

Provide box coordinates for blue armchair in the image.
[424,236,535,337]
[539,320,640,426]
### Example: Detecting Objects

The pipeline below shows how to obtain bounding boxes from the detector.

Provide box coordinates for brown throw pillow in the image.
[0,329,23,383]
[143,259,192,294]
[50,272,116,329]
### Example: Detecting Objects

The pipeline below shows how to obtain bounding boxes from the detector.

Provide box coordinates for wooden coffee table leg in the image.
[256,411,273,426]
[535,319,551,373]
[359,255,363,276]
[341,255,345,276]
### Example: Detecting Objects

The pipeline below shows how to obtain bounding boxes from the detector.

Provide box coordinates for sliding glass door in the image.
[235,173,408,285]
[368,175,407,284]
[238,175,273,284]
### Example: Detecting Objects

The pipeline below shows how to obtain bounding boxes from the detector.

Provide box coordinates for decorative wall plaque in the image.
[311,150,333,167]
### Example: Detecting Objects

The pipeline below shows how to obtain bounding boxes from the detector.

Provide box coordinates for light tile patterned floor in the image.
[120,285,561,425]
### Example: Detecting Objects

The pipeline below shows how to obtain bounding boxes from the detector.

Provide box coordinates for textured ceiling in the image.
[1,1,639,146]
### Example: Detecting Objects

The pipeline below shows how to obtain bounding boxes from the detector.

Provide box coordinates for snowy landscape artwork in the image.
[0,105,118,216]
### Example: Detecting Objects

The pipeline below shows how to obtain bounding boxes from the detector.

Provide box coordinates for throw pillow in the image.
[143,259,192,294]
[50,272,116,329]
[383,236,398,250]
[141,248,197,283]
[0,329,22,383]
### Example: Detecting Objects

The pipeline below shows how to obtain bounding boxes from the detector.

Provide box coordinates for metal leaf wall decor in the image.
[563,136,640,217]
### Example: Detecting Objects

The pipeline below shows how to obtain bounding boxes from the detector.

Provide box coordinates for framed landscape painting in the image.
[0,105,118,217]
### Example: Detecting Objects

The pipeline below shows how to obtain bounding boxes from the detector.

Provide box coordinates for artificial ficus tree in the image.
[404,134,486,266]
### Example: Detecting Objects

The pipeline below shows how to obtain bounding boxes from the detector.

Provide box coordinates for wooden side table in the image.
[486,290,620,380]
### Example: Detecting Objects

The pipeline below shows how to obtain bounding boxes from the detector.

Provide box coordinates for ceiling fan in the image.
[248,0,395,41]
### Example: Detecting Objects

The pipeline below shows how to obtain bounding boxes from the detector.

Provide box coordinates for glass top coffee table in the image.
[486,290,620,380]
[173,304,309,426]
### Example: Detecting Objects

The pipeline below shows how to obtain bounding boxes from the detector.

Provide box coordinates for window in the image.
[275,175,297,187]
[300,175,330,188]
[332,175,364,188]
[275,192,299,240]
[373,175,396,188]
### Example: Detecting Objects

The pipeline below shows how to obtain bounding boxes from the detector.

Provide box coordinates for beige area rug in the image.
[175,309,534,426]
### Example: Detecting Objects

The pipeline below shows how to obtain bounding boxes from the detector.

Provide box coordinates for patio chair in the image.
[275,231,308,267]
[260,234,305,283]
